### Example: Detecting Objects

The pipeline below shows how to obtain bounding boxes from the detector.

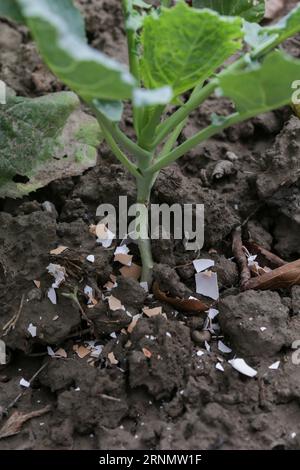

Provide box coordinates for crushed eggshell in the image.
[86,254,95,263]
[108,295,125,311]
[108,351,118,365]
[193,259,215,273]
[27,323,37,338]
[216,362,225,372]
[205,340,211,352]
[120,263,142,280]
[208,308,219,320]
[96,223,115,248]
[127,314,141,333]
[269,360,280,370]
[195,271,219,300]
[142,348,152,359]
[196,350,205,357]
[218,340,232,354]
[260,326,267,332]
[142,306,162,318]
[47,287,57,305]
[84,285,97,305]
[228,358,257,378]
[114,245,130,256]
[33,280,41,289]
[47,263,66,289]
[19,378,30,388]
[73,345,90,359]
[50,246,68,255]
[55,348,67,358]
[47,346,56,357]
[90,345,103,358]
[140,282,149,292]
[114,253,133,266]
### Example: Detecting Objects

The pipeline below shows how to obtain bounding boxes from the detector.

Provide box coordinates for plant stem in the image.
[95,108,150,161]
[152,80,218,148]
[147,111,254,173]
[136,174,156,284]
[97,115,141,179]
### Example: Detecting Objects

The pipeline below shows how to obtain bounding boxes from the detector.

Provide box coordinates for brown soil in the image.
[0,0,299,450]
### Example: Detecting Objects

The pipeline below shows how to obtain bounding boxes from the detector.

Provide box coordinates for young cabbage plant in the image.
[1,0,300,283]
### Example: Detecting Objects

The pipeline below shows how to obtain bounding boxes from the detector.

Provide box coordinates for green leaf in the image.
[140,1,243,96]
[133,86,173,106]
[93,99,124,122]
[244,4,300,49]
[0,91,102,198]
[192,0,265,22]
[16,0,136,101]
[0,0,24,22]
[133,0,151,9]
[218,50,300,115]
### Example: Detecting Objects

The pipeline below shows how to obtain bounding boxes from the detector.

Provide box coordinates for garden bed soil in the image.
[0,0,299,450]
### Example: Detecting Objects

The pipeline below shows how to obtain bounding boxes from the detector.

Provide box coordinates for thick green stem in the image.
[97,115,141,178]
[136,174,157,284]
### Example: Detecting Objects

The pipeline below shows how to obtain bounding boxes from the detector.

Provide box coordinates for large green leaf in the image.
[218,50,300,115]
[0,0,24,22]
[16,0,136,102]
[140,1,243,96]
[245,4,300,49]
[192,0,265,22]
[0,91,103,198]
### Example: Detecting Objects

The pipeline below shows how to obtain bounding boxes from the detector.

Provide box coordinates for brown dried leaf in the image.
[0,406,51,439]
[244,259,300,290]
[153,281,209,313]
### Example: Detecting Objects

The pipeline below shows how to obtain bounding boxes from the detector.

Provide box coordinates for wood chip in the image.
[0,406,51,440]
[50,246,68,255]
[108,352,118,365]
[120,263,142,280]
[244,259,300,290]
